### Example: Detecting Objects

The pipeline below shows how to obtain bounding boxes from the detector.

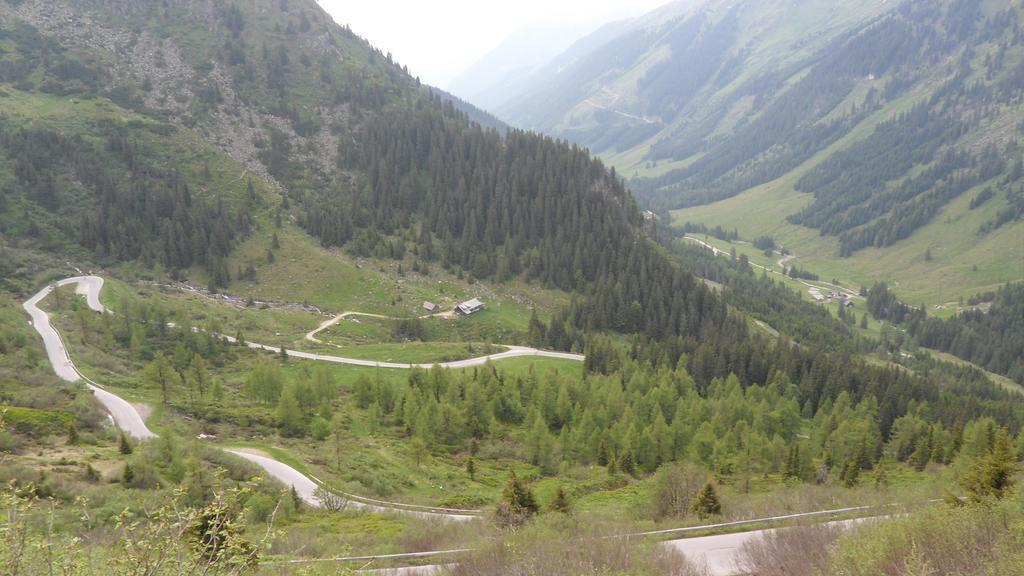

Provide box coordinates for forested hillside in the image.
[0,116,245,284]
[1,0,1019,444]
[797,276,1024,387]
[0,0,748,362]
[488,0,1024,308]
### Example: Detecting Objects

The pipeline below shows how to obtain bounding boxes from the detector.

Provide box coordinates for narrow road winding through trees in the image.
[25,276,895,571]
[23,276,504,521]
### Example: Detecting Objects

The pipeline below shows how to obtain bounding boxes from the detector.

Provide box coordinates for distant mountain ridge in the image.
[489,0,1024,298]
[447,4,676,114]
[447,20,596,112]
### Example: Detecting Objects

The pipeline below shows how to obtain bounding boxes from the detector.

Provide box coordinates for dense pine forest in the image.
[307,100,643,291]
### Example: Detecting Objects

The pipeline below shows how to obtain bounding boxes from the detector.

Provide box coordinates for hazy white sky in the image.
[316,0,667,89]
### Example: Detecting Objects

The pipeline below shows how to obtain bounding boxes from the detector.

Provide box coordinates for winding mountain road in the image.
[294,303,584,368]
[23,275,504,521]
[225,449,476,521]
[24,277,157,439]
[29,275,890,571]
[239,337,584,369]
[264,509,888,575]
[682,236,861,300]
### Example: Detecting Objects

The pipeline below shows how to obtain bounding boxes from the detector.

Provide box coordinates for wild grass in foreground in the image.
[735,491,1024,576]
[442,514,709,576]
[1,481,270,576]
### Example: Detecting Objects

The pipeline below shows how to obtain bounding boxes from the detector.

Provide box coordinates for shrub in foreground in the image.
[828,495,1024,576]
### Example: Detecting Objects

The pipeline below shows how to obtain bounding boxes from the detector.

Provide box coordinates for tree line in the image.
[323,356,1024,490]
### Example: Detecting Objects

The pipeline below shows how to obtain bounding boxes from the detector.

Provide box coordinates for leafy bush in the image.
[245,493,278,523]
[0,483,268,575]
[0,430,22,453]
[651,463,709,520]
[737,521,848,576]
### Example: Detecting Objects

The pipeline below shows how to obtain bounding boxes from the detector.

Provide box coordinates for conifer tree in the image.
[782,444,801,481]
[960,428,1017,502]
[527,309,547,348]
[144,353,177,404]
[597,442,610,467]
[840,460,860,488]
[331,413,347,470]
[119,432,133,455]
[872,462,889,489]
[691,482,722,519]
[410,437,428,468]
[550,487,572,514]
[619,450,637,477]
[607,454,619,475]
[501,471,538,517]
[211,380,224,402]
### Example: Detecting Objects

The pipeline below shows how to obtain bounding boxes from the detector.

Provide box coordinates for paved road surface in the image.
[663,517,878,575]
[23,277,157,439]
[267,516,880,575]
[365,567,444,575]
[226,449,477,522]
[237,338,584,369]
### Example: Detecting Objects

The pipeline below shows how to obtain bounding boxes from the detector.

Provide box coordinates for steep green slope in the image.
[495,0,1024,306]
[0,0,742,356]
